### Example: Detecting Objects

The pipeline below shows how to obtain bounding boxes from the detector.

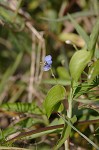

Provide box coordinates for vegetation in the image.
[0,0,99,149]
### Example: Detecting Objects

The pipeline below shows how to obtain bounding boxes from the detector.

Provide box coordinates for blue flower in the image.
[43,55,52,71]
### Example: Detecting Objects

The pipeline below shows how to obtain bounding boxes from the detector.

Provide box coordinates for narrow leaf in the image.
[54,116,77,150]
[42,79,71,86]
[44,85,66,118]
[88,19,99,52]
[54,124,71,150]
[59,115,99,150]
[67,14,89,47]
[41,11,97,22]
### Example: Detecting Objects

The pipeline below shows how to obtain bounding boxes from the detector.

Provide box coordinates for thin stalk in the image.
[65,87,73,149]
[6,119,99,143]
[59,114,99,150]
[50,68,58,85]
[67,88,73,118]
[65,40,78,51]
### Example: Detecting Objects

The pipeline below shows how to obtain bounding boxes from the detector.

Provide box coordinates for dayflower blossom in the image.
[43,55,52,71]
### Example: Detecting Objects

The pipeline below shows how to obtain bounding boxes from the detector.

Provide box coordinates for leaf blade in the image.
[69,49,92,81]
[88,19,99,52]
[44,85,66,118]
[54,116,77,150]
[60,115,99,150]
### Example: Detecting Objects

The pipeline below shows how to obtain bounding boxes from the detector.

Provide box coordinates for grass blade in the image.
[88,19,99,52]
[67,14,89,47]
[40,11,97,22]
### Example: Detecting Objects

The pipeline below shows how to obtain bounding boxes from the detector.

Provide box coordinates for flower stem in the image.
[50,68,58,84]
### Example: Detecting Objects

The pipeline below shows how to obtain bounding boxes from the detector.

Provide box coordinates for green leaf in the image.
[69,49,92,81]
[41,11,97,22]
[53,102,64,113]
[88,59,99,83]
[1,102,42,114]
[42,79,71,86]
[67,14,89,47]
[95,49,99,59]
[74,98,99,104]
[57,67,70,80]
[54,124,71,150]
[54,116,77,150]
[44,85,66,118]
[88,19,99,52]
[60,115,99,150]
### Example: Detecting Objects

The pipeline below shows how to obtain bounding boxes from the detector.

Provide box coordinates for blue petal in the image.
[43,65,51,71]
[46,60,52,65]
[44,55,52,62]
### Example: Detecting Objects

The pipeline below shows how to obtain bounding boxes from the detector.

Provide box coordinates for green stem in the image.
[60,114,99,150]
[67,88,73,118]
[50,68,58,84]
[65,86,73,149]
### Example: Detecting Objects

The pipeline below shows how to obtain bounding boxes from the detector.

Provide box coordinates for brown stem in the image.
[6,118,99,143]
[6,124,63,143]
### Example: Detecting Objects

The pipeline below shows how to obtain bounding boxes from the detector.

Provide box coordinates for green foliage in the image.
[57,67,70,80]
[0,102,42,114]
[55,124,71,150]
[42,78,71,86]
[9,32,32,53]
[88,59,99,83]
[0,52,23,99]
[41,11,97,22]
[69,49,92,81]
[44,85,66,118]
[54,116,77,150]
[88,19,99,51]
[59,114,99,150]
[0,0,99,149]
[67,14,89,47]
